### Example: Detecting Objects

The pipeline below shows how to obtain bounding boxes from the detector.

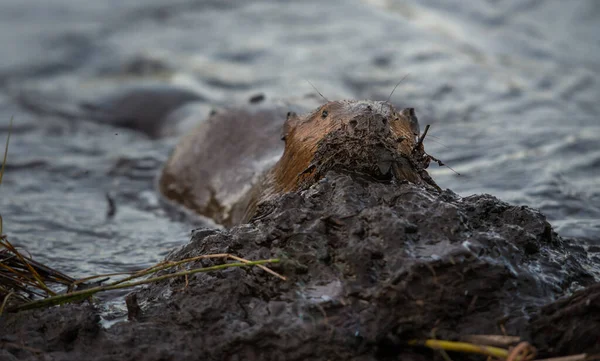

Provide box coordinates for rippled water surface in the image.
[0,0,598,278]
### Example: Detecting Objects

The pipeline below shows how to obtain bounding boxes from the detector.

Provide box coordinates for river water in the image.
[0,0,598,279]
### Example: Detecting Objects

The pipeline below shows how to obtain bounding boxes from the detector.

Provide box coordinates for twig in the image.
[461,334,520,348]
[104,253,286,286]
[0,117,12,235]
[104,253,232,287]
[0,241,74,285]
[0,116,11,186]
[1,239,55,296]
[11,259,281,312]
[228,254,287,280]
[507,341,536,361]
[71,271,136,286]
[415,124,430,150]
[424,151,461,176]
[430,328,453,361]
[0,291,14,315]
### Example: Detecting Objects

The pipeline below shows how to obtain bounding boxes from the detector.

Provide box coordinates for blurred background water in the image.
[0,0,598,278]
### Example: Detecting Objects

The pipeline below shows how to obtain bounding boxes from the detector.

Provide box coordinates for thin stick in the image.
[12,259,281,312]
[1,239,55,296]
[71,271,135,285]
[228,254,287,280]
[0,284,29,302]
[0,116,12,235]
[0,116,12,185]
[506,341,536,361]
[105,253,232,287]
[2,243,75,284]
[440,162,461,176]
[426,152,461,175]
[407,339,509,359]
[431,328,453,361]
[0,258,62,292]
[71,253,285,289]
[0,291,14,315]
[415,124,431,150]
[0,261,40,283]
[0,274,46,298]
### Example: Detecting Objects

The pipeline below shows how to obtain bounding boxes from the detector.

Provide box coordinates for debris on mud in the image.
[0,237,76,312]
[1,171,597,360]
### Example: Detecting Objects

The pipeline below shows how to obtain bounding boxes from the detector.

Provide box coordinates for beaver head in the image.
[271,99,438,194]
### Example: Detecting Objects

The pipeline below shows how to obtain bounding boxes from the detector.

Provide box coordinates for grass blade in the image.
[0,116,12,235]
[0,116,11,186]
[12,258,281,312]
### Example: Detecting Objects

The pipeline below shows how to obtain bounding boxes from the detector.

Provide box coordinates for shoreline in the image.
[2,171,598,360]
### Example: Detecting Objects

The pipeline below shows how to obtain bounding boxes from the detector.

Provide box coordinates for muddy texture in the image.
[1,171,597,360]
[2,0,599,289]
[0,304,100,358]
[529,282,600,357]
[159,99,439,227]
[242,100,440,226]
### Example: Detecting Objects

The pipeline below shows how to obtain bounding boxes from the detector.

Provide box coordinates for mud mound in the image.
[529,282,600,357]
[1,171,597,360]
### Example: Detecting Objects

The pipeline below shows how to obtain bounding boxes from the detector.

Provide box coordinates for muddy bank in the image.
[1,0,599,285]
[2,171,598,360]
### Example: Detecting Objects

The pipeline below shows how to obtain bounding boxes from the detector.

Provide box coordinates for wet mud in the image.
[2,171,597,360]
[0,1,598,359]
[1,0,598,283]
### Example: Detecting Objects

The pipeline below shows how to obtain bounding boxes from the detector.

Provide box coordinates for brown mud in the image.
[2,170,598,360]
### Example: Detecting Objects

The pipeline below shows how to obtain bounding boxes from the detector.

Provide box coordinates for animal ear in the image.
[400,107,420,137]
[282,111,300,141]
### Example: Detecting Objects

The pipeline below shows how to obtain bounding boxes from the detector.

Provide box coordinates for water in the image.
[0,0,598,279]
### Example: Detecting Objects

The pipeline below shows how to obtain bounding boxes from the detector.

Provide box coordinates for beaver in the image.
[159,97,440,227]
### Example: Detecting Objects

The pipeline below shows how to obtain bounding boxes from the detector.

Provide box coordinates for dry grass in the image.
[0,119,78,312]
[1,232,282,313]
[0,116,12,236]
[0,236,76,313]
[0,117,283,313]
[9,254,282,312]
